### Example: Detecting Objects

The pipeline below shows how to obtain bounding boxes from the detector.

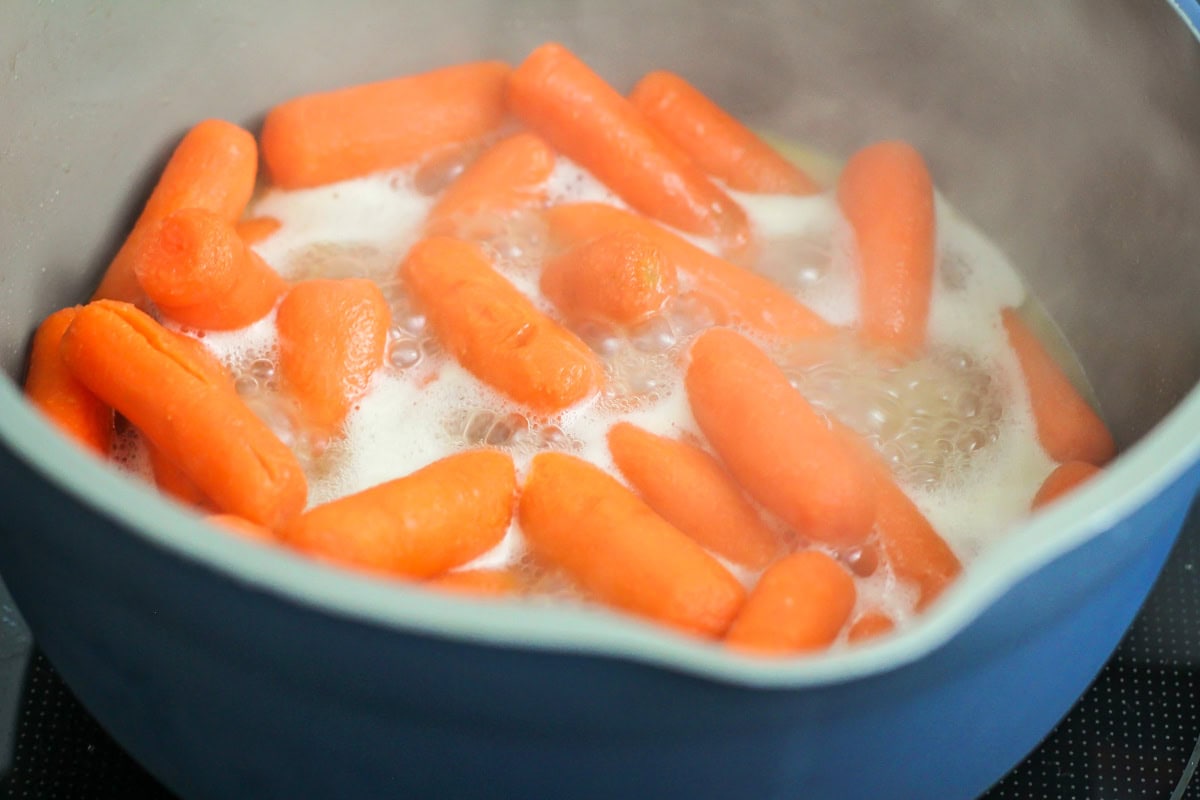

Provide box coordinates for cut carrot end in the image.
[1032,461,1102,510]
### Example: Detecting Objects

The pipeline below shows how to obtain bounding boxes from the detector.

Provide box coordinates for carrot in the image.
[283,450,516,579]
[836,141,936,354]
[685,328,877,548]
[1032,461,1102,510]
[401,236,603,414]
[847,609,896,643]
[93,119,258,305]
[276,279,390,437]
[207,513,275,542]
[629,71,818,195]
[507,44,750,251]
[235,216,282,245]
[261,61,511,189]
[426,568,524,598]
[541,230,678,327]
[59,300,307,528]
[607,422,779,568]
[725,551,856,655]
[23,308,113,455]
[147,441,211,509]
[519,452,745,637]
[1003,309,1115,465]
[425,132,555,235]
[133,208,287,330]
[544,203,834,341]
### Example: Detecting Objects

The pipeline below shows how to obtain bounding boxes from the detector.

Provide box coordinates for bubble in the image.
[234,375,259,396]
[485,413,530,447]
[400,311,427,336]
[464,410,496,445]
[249,358,276,380]
[841,545,878,578]
[388,339,422,370]
[630,314,676,354]
[574,320,621,356]
[668,292,720,339]
[753,233,831,291]
[413,142,484,196]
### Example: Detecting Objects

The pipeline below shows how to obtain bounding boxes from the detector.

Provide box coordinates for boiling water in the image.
[123,148,1103,627]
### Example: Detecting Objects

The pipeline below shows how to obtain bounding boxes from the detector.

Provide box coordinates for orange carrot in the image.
[261,61,511,189]
[426,568,524,598]
[133,208,287,330]
[1032,461,1102,510]
[725,551,856,655]
[685,328,877,548]
[276,279,390,437]
[60,300,307,528]
[93,119,258,304]
[207,513,275,542]
[23,308,113,455]
[836,141,936,354]
[541,230,678,326]
[847,609,896,643]
[607,422,779,568]
[1003,309,1115,465]
[508,44,750,251]
[629,71,818,195]
[147,441,211,509]
[283,450,516,579]
[519,452,745,637]
[544,203,834,341]
[235,216,282,245]
[401,236,603,414]
[425,132,555,235]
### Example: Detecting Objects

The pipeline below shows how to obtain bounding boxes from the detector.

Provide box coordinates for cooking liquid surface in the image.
[116,144,1098,634]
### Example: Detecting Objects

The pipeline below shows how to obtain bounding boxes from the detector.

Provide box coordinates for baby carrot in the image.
[629,71,818,195]
[540,230,679,327]
[847,609,896,643]
[147,441,211,509]
[207,513,275,542]
[426,568,524,598]
[283,450,516,579]
[261,61,511,189]
[725,551,856,655]
[544,203,834,341]
[1032,461,1102,510]
[93,119,258,305]
[276,279,390,437]
[425,132,556,235]
[23,308,114,456]
[685,328,877,548]
[401,236,603,414]
[59,301,307,528]
[607,422,780,568]
[507,43,750,251]
[235,216,282,245]
[1003,309,1115,465]
[836,141,936,354]
[519,452,745,637]
[133,208,287,330]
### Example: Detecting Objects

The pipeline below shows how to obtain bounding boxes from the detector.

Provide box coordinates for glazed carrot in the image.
[261,61,511,189]
[235,216,282,245]
[401,236,603,414]
[847,609,896,643]
[508,43,750,251]
[427,568,524,598]
[93,119,258,304]
[837,141,935,354]
[147,441,211,509]
[283,451,516,579]
[425,132,555,235]
[520,452,745,637]
[1032,461,1102,510]
[541,230,678,326]
[607,422,779,568]
[207,513,275,542]
[133,208,287,330]
[59,301,306,528]
[544,203,834,340]
[23,308,113,455]
[725,551,856,655]
[629,71,818,195]
[685,328,877,548]
[1003,309,1115,465]
[276,279,390,436]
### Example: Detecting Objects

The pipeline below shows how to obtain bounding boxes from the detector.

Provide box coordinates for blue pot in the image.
[0,2,1198,798]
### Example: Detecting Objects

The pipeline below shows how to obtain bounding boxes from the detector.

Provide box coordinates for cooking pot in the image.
[1,2,1199,798]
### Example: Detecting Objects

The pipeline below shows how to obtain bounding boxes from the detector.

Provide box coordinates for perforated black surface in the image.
[1,505,1197,800]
